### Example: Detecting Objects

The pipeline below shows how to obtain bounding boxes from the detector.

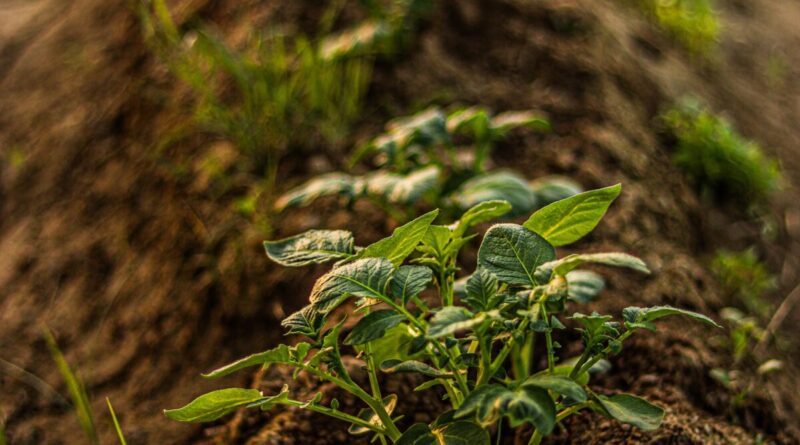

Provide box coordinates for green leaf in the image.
[359,210,439,266]
[523,184,621,247]
[455,384,555,434]
[419,224,453,256]
[366,324,417,366]
[281,305,324,338]
[348,395,398,435]
[164,388,262,422]
[454,200,513,237]
[319,21,391,59]
[477,224,556,286]
[397,421,490,445]
[622,306,720,328]
[464,268,500,312]
[570,312,614,335]
[363,166,440,205]
[203,343,308,378]
[427,306,480,338]
[490,110,550,133]
[380,359,448,377]
[523,374,587,402]
[535,252,650,281]
[391,265,433,304]
[275,173,355,210]
[595,394,664,431]
[447,107,490,135]
[264,230,354,267]
[310,258,394,314]
[565,270,605,303]
[529,176,583,207]
[344,310,405,345]
[452,172,538,217]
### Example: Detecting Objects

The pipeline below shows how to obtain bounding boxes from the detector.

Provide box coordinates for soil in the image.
[1,0,799,444]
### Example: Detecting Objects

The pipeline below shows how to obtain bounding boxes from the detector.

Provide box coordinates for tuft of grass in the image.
[712,248,776,319]
[629,0,719,55]
[662,98,781,206]
[107,398,128,445]
[43,328,98,445]
[0,420,6,445]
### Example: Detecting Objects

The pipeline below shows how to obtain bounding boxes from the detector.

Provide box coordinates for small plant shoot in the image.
[167,185,719,443]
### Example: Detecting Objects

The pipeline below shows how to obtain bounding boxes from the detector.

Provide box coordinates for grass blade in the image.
[43,327,98,445]
[106,398,128,445]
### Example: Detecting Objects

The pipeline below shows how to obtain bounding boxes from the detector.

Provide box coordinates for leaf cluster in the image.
[277,106,581,221]
[167,186,720,444]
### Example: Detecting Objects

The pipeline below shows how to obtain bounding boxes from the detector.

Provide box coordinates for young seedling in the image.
[709,308,782,410]
[277,106,578,222]
[166,185,719,443]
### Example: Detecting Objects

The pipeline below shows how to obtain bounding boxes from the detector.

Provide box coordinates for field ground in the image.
[1,0,800,444]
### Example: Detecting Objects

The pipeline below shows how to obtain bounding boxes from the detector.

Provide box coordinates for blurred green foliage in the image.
[712,248,776,319]
[662,99,781,206]
[630,0,719,55]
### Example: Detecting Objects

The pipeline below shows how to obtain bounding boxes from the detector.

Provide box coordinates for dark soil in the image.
[1,0,799,444]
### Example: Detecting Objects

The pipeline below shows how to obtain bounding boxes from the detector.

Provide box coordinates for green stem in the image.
[574,330,634,378]
[476,330,493,386]
[541,305,555,374]
[302,366,401,440]
[490,297,540,380]
[527,403,591,445]
[365,343,383,400]
[284,399,384,434]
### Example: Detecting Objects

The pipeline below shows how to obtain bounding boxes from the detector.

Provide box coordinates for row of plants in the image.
[277,106,581,222]
[136,0,433,232]
[167,186,720,443]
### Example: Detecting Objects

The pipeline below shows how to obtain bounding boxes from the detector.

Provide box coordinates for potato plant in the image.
[166,184,719,443]
[276,106,581,221]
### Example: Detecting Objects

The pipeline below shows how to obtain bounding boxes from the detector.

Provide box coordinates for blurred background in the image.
[1,0,799,443]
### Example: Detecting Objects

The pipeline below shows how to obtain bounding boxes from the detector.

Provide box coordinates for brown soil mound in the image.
[1,0,799,444]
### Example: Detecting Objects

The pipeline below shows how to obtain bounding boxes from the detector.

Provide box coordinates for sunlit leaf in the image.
[523,184,621,247]
[264,230,354,267]
[164,388,263,422]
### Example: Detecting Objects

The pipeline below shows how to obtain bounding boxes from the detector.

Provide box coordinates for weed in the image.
[710,308,782,408]
[712,248,776,318]
[628,0,719,55]
[277,106,576,221]
[43,328,98,445]
[661,98,781,206]
[167,185,718,443]
[107,398,128,445]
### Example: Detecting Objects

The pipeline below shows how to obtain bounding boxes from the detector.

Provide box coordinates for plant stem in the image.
[573,330,634,378]
[365,342,383,401]
[528,430,543,445]
[527,403,591,445]
[540,304,556,374]
[284,399,384,434]
[302,366,401,440]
